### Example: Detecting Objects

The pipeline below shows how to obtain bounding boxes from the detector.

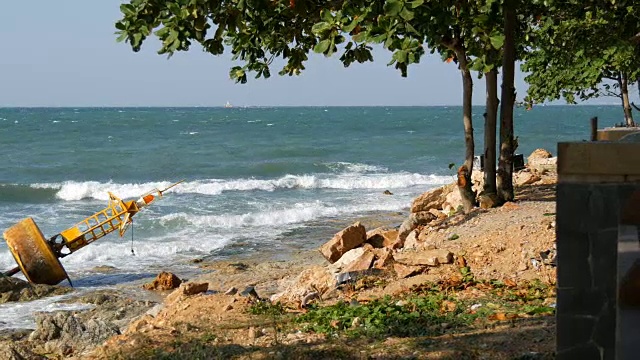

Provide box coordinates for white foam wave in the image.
[161,198,409,229]
[30,173,450,201]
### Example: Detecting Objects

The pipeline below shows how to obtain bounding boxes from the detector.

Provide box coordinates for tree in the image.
[115,0,534,210]
[523,1,640,126]
[496,0,517,202]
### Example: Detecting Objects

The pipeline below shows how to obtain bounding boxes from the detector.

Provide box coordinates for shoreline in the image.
[0,154,559,359]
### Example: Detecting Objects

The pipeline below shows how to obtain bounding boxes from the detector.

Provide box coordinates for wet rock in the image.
[383,190,393,195]
[142,271,182,291]
[69,291,158,329]
[410,184,455,213]
[0,341,46,360]
[319,222,367,263]
[0,276,73,304]
[29,311,120,357]
[366,227,398,249]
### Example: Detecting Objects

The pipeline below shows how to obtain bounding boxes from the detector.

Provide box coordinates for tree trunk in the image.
[454,46,477,212]
[619,73,635,126]
[496,0,516,203]
[483,69,498,197]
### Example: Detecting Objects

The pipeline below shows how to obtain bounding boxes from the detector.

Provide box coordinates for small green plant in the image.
[249,301,286,316]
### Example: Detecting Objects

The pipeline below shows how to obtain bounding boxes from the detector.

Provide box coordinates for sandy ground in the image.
[80,174,558,360]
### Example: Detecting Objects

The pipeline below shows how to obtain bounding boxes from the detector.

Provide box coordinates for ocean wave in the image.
[159,199,409,229]
[0,184,59,203]
[319,161,388,173]
[19,172,449,202]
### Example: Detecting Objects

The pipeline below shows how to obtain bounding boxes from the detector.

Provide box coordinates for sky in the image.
[0,1,620,107]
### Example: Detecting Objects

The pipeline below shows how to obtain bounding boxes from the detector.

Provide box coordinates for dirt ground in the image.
[80,171,558,360]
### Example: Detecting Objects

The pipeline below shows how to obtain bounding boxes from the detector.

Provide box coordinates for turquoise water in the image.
[0,106,619,287]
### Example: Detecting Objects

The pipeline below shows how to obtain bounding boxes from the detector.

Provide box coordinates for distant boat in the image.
[224,101,233,108]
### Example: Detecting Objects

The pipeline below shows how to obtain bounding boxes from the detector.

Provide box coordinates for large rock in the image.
[319,222,367,263]
[29,311,120,357]
[366,227,398,248]
[395,211,437,248]
[142,271,182,291]
[0,277,72,304]
[442,188,463,214]
[342,248,376,273]
[327,247,365,274]
[410,184,455,213]
[527,149,557,173]
[0,342,46,360]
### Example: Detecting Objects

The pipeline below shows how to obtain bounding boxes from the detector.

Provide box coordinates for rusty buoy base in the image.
[3,218,68,285]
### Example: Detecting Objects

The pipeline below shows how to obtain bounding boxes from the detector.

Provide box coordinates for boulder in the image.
[319,222,367,263]
[142,271,182,291]
[327,247,365,274]
[342,248,376,273]
[403,229,420,250]
[410,184,455,213]
[29,311,120,357]
[395,211,436,248]
[0,341,45,360]
[442,188,463,214]
[471,170,485,194]
[0,277,72,304]
[366,227,398,248]
[527,149,557,173]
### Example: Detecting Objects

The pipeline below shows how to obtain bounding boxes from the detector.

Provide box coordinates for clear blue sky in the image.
[0,1,612,107]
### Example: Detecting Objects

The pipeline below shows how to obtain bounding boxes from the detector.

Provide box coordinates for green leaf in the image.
[409,0,424,8]
[314,39,331,54]
[311,22,332,34]
[352,32,366,43]
[383,0,403,16]
[393,50,407,63]
[120,4,135,16]
[489,34,505,49]
[400,7,414,21]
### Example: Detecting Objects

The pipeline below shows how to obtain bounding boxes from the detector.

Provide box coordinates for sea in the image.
[0,105,622,328]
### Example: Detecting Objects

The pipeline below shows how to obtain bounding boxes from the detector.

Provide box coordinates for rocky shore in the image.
[0,149,558,360]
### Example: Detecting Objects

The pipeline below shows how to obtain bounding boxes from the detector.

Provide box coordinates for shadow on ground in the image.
[516,184,556,202]
[104,316,555,360]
